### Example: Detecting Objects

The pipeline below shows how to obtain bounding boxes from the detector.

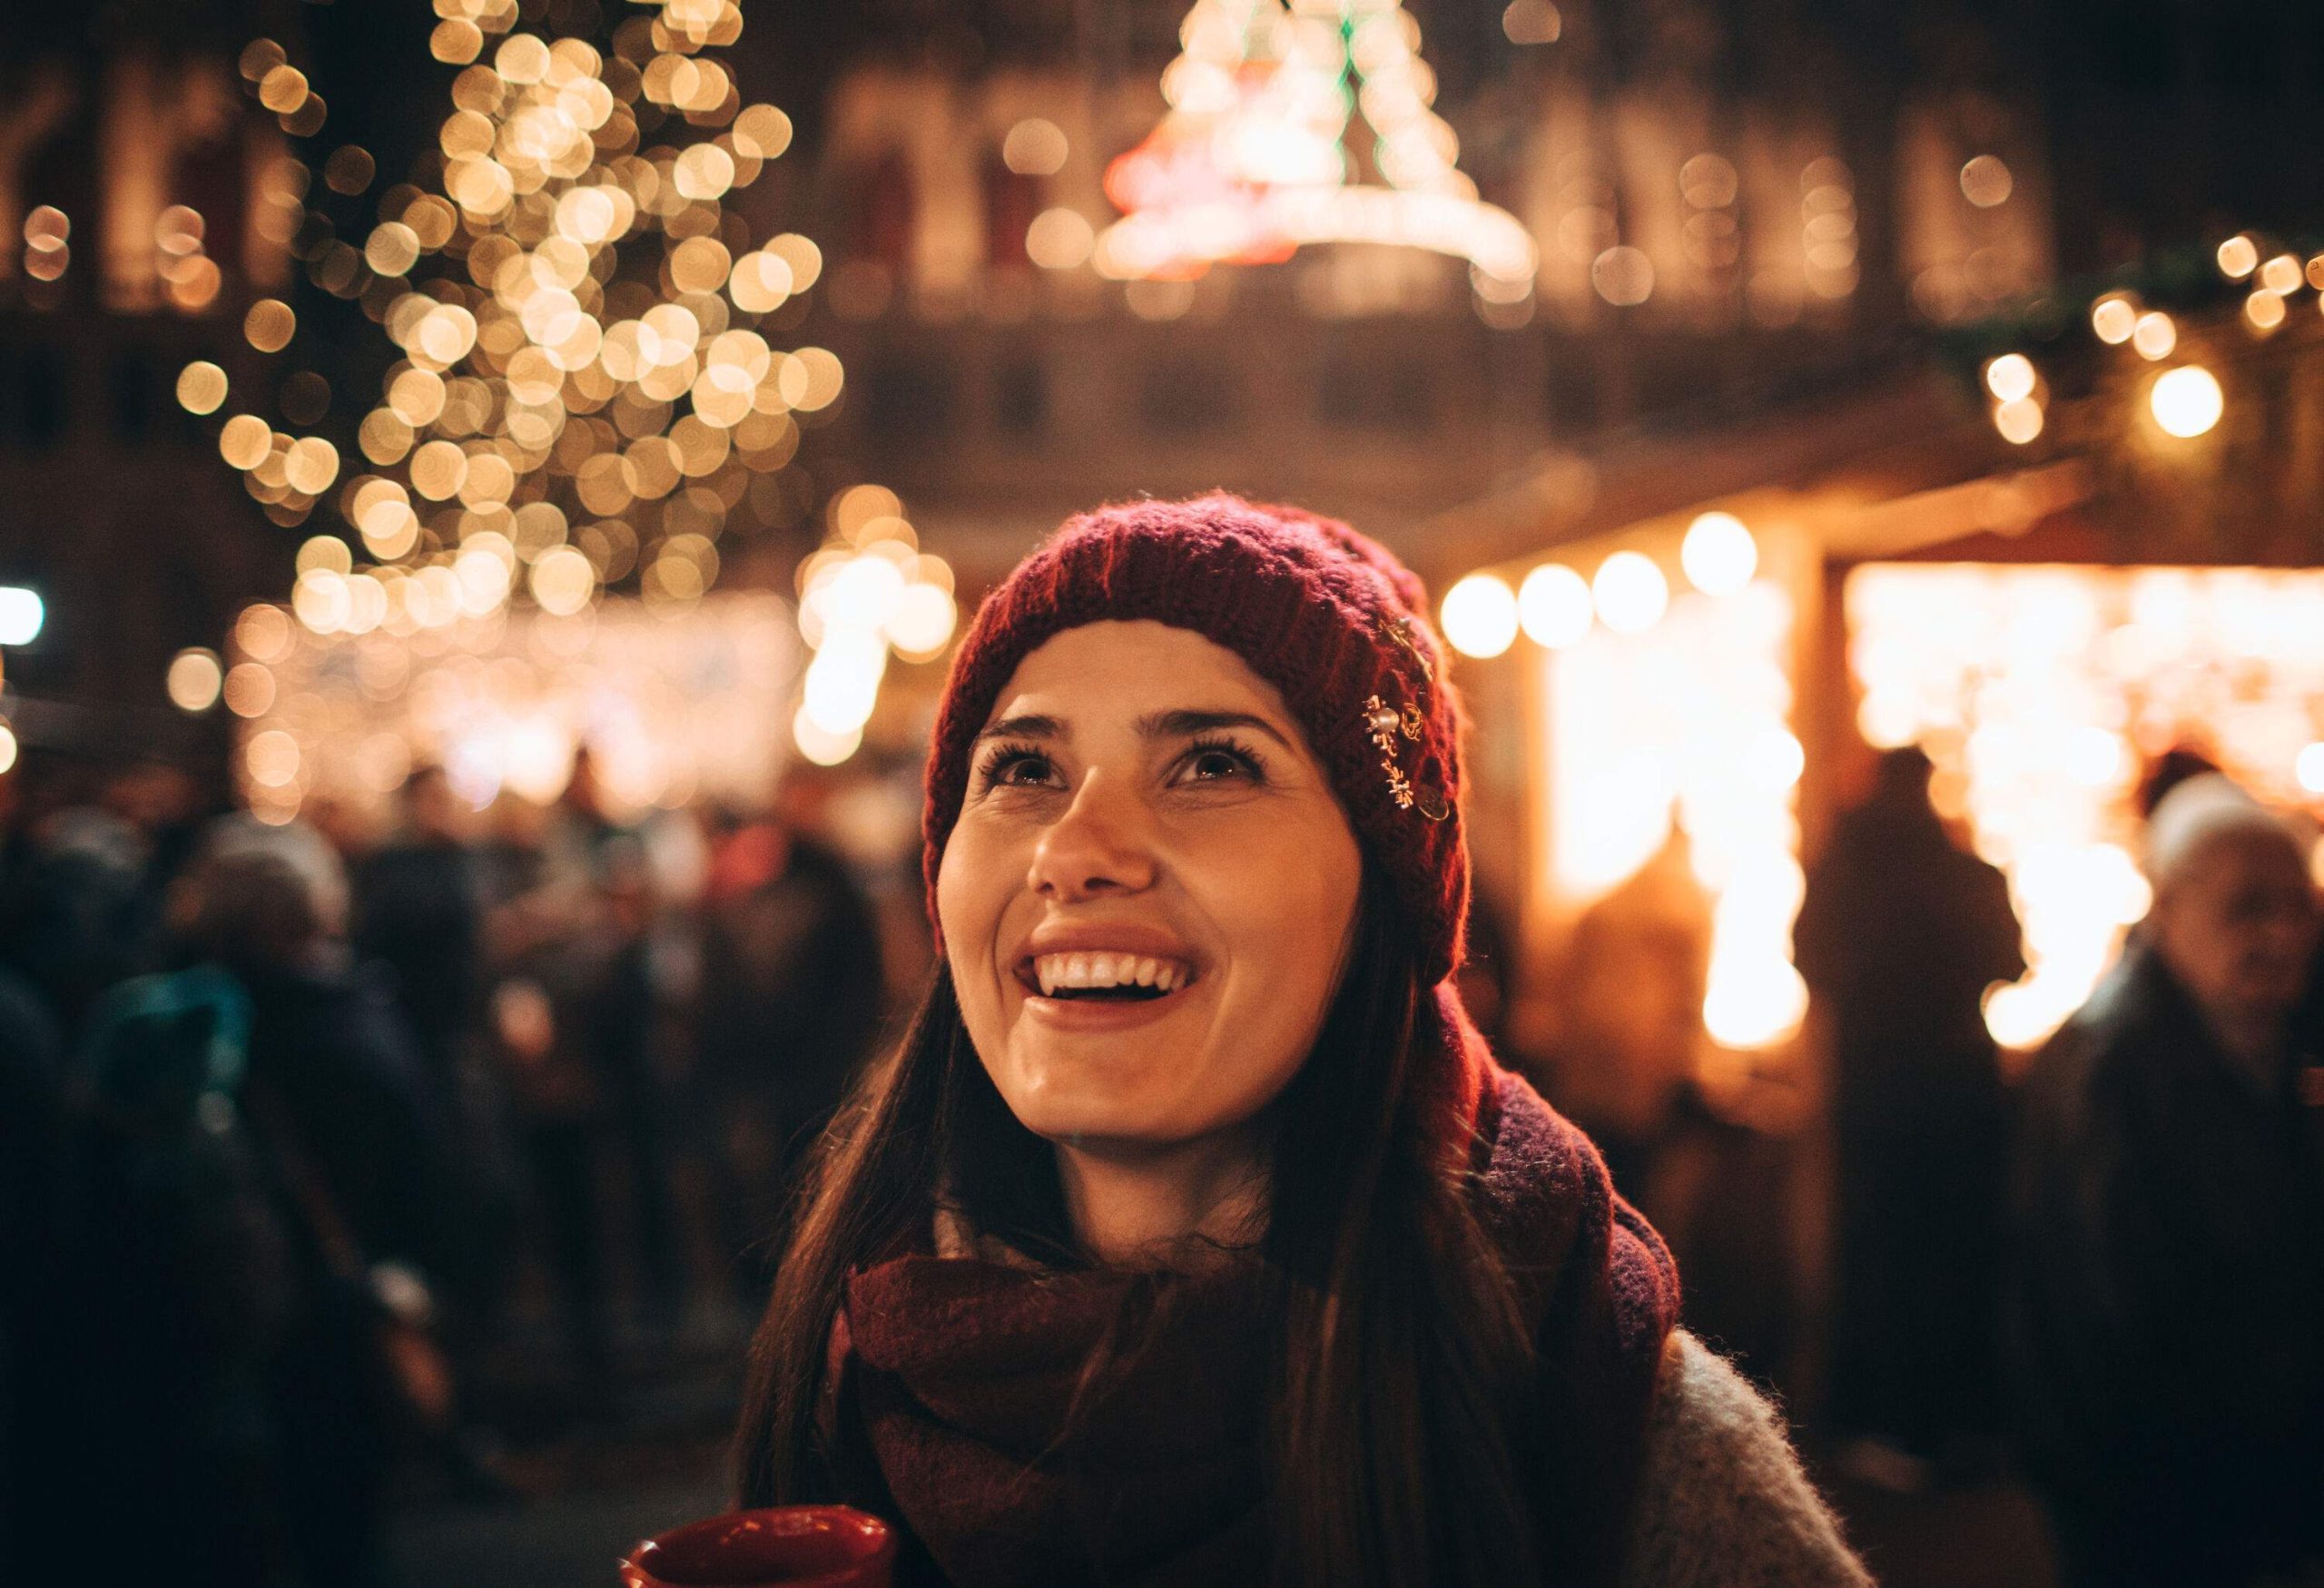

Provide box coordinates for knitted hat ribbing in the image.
[921,493,1470,987]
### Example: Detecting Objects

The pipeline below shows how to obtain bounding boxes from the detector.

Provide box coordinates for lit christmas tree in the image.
[1097,0,1537,297]
[178,0,949,812]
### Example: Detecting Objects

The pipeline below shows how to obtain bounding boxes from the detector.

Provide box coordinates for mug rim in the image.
[619,1504,897,1588]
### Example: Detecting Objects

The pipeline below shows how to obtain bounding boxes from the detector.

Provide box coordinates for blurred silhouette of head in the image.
[404,764,464,842]
[1870,745,1935,804]
[564,745,606,820]
[2143,775,2319,1043]
[182,816,350,975]
[2136,745,2221,820]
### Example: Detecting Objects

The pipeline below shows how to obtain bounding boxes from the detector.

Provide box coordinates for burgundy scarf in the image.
[822,1066,1679,1587]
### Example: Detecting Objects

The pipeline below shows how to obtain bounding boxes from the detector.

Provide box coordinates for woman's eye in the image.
[991,753,1055,786]
[1176,743,1261,784]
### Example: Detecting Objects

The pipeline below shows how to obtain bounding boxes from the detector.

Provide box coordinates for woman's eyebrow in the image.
[1137,708,1295,754]
[974,713,1062,743]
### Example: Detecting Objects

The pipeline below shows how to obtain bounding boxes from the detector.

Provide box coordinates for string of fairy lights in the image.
[161,0,955,804]
[1971,230,2324,449]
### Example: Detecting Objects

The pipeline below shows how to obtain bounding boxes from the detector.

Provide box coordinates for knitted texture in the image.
[921,492,1471,985]
[1619,1335,1873,1588]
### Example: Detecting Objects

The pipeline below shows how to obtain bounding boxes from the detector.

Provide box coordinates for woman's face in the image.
[938,620,1364,1156]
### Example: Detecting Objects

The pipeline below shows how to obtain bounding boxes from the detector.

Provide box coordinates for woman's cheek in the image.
[1200,824,1355,970]
[937,818,1016,971]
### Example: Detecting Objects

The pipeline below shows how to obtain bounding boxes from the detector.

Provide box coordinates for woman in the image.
[736,496,1865,1587]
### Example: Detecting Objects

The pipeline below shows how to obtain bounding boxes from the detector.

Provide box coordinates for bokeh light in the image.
[2090,294,2136,344]
[1518,563,1592,648]
[1441,573,1520,658]
[1680,513,1758,597]
[1592,551,1669,635]
[1001,119,1068,177]
[2297,742,2324,796]
[2149,365,2223,439]
[167,648,225,713]
[1984,353,2036,404]
[2131,310,2177,360]
[0,587,45,646]
[1994,397,2045,445]
[177,362,229,415]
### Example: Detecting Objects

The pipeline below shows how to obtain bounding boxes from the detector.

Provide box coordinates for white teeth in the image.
[1027,952,1194,997]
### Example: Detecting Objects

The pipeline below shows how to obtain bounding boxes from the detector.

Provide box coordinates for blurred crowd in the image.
[0,748,924,1586]
[1,738,2320,1588]
[1502,745,2324,1588]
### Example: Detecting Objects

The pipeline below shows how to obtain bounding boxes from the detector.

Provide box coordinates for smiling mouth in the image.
[1018,951,1197,1003]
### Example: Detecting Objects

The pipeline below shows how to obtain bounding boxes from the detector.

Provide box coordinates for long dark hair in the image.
[734,868,1542,1586]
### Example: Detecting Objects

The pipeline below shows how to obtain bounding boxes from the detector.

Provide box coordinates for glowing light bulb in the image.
[2150,366,2223,439]
[1518,563,1592,648]
[1441,573,1519,659]
[2132,311,2177,361]
[1984,353,2036,404]
[1994,398,2044,445]
[793,703,861,766]
[1592,552,1668,635]
[1680,512,1758,596]
[2295,741,2324,795]
[167,648,224,713]
[0,587,44,646]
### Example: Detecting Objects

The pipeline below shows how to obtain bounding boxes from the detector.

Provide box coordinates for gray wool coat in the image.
[1620,1333,1874,1588]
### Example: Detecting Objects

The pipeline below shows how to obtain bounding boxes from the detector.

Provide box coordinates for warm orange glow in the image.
[1847,564,2324,1049]
[1543,579,1803,1050]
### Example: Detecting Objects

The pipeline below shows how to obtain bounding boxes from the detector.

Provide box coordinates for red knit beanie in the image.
[921,493,1471,989]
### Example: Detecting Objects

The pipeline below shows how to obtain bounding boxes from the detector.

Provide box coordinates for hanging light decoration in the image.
[1094,0,1538,299]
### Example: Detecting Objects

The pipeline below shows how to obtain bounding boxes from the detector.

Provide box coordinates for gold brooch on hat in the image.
[1362,694,1450,820]
[1363,616,1450,825]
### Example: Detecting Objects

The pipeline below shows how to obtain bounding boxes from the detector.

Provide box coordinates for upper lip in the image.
[1010,922,1202,986]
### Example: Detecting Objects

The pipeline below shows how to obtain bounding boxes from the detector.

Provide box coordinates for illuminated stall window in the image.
[1846,563,2324,1050]
[1539,573,1806,1053]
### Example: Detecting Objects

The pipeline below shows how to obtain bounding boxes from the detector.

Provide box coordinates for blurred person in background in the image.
[0,798,162,1042]
[696,779,886,1299]
[1548,825,1804,1388]
[350,766,527,1485]
[54,817,468,1586]
[487,752,686,1401]
[1796,745,2024,1488]
[2009,774,2324,1588]
[2134,743,2222,821]
[1548,825,1712,1198]
[351,767,486,1097]
[0,956,64,1555]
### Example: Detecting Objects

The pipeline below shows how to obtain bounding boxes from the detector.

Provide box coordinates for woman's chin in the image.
[993,1045,1214,1149]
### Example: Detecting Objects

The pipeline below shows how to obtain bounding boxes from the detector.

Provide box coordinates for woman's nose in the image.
[1028,774,1157,901]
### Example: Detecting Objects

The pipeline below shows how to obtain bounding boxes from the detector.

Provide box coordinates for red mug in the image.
[619,1506,898,1588]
